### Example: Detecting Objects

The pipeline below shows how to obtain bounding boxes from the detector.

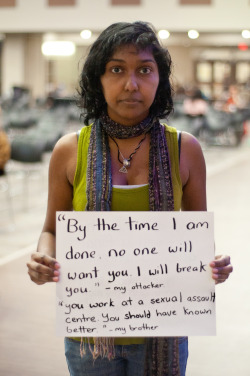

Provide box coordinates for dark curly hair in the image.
[78,21,173,124]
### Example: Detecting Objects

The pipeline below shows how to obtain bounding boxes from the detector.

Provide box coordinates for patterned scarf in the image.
[86,114,174,211]
[85,114,180,375]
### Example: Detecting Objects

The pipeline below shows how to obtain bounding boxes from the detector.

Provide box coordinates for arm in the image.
[180,132,233,284]
[180,132,207,211]
[27,133,78,285]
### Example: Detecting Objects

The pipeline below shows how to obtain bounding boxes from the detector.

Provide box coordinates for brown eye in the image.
[111,67,122,73]
[139,67,152,74]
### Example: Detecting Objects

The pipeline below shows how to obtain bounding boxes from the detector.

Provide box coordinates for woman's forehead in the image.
[109,44,155,60]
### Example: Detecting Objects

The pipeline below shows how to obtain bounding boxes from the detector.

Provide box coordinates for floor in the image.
[1,130,250,375]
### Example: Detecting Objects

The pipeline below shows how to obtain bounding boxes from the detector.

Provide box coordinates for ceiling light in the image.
[242,30,250,39]
[41,41,75,56]
[188,30,199,39]
[158,30,170,40]
[80,29,92,39]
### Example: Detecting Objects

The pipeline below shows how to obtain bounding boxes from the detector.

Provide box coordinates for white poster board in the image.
[56,211,216,337]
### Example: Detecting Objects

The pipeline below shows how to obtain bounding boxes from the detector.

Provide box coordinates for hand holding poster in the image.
[56,211,216,337]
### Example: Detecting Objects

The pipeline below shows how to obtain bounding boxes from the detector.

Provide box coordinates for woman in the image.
[27,21,233,376]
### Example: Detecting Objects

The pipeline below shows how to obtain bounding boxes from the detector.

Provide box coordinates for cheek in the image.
[149,81,159,102]
[150,75,159,94]
[100,85,109,104]
[101,77,115,100]
[103,90,114,105]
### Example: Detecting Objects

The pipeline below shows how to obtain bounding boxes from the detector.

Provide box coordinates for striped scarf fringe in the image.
[84,115,180,375]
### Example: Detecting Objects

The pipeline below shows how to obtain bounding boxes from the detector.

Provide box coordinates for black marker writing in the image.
[67,219,87,241]
[125,216,159,231]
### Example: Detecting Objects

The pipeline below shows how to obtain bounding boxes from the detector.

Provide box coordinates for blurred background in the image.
[0,1,249,375]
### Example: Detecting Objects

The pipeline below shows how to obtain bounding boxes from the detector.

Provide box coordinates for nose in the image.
[124,73,138,91]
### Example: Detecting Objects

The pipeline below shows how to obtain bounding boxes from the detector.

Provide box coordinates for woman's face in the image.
[100,44,159,126]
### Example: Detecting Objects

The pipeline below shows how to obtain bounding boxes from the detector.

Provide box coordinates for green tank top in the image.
[72,123,182,345]
[73,123,182,212]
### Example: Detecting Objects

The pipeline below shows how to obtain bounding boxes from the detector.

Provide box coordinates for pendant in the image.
[119,158,130,173]
[119,166,128,173]
[123,159,131,168]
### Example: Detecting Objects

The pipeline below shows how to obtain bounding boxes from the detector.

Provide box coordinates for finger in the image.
[28,271,46,285]
[31,252,60,270]
[27,267,59,284]
[212,271,230,281]
[209,255,231,268]
[27,260,58,277]
[212,266,232,284]
[212,264,233,276]
[27,260,60,284]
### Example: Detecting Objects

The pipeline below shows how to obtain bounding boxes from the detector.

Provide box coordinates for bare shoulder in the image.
[49,132,78,185]
[180,131,206,187]
[181,131,204,157]
[53,132,78,155]
[180,132,207,211]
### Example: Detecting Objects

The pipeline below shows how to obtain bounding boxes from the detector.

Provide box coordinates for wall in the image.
[24,34,46,99]
[1,35,26,96]
[46,46,86,96]
[168,46,195,88]
[1,34,46,98]
[0,0,249,33]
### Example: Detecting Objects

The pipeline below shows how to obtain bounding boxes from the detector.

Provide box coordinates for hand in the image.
[209,255,233,285]
[27,252,60,285]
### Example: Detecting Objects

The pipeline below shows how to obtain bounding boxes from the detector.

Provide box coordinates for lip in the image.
[120,98,141,104]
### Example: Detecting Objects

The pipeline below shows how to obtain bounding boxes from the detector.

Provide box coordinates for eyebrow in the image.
[107,58,157,64]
